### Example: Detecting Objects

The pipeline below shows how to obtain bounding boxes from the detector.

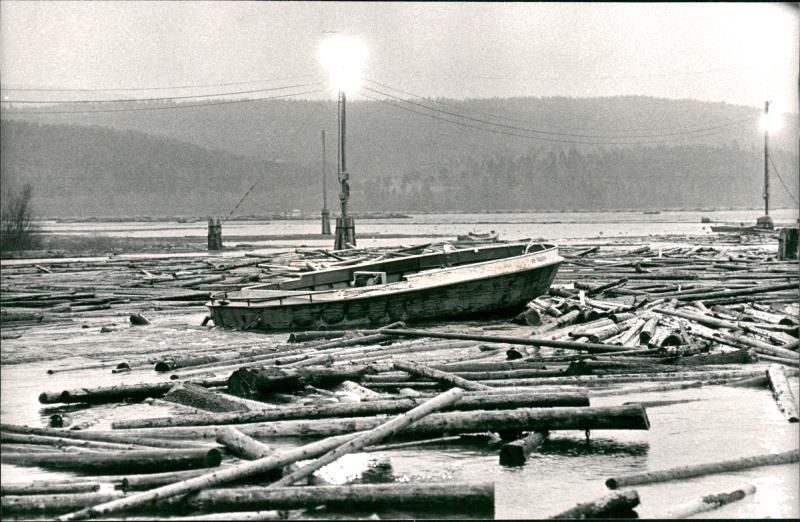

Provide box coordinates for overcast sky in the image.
[1,2,798,112]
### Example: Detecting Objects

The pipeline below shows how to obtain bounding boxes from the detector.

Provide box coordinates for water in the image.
[1,210,798,518]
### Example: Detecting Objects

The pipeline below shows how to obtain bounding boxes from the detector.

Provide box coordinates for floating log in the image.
[0,431,143,451]
[154,356,222,372]
[38,378,228,404]
[2,491,125,516]
[549,490,640,519]
[164,382,250,413]
[676,281,799,301]
[288,330,348,343]
[215,426,274,460]
[662,484,756,519]
[499,431,548,466]
[605,449,799,489]
[434,361,549,372]
[657,348,756,366]
[107,404,649,440]
[129,313,151,325]
[0,424,216,450]
[57,433,362,520]
[378,328,634,354]
[1,481,100,496]
[766,364,799,422]
[121,468,225,491]
[126,511,282,521]
[1,448,222,474]
[227,366,376,398]
[757,353,800,367]
[112,391,589,429]
[271,388,464,486]
[173,482,494,512]
[393,361,493,391]
[724,374,769,388]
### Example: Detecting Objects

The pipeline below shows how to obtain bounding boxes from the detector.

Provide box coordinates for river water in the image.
[1,210,798,518]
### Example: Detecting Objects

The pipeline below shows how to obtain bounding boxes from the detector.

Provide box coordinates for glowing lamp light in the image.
[318,34,367,93]
[760,110,782,133]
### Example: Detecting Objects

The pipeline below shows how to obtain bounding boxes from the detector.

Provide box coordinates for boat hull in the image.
[208,253,561,331]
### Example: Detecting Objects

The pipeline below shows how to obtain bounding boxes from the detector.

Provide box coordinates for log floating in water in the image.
[57,433,363,520]
[164,382,250,413]
[0,448,222,474]
[377,328,634,353]
[549,490,640,519]
[605,449,799,489]
[106,404,650,440]
[766,364,799,422]
[0,424,217,450]
[662,484,756,519]
[227,366,377,398]
[392,360,493,391]
[172,482,494,512]
[2,491,126,516]
[1,481,101,496]
[271,387,465,486]
[112,390,589,429]
[499,431,549,466]
[38,377,228,404]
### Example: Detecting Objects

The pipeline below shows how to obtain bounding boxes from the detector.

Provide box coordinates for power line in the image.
[769,156,799,205]
[0,89,324,115]
[1,82,322,104]
[358,91,748,146]
[364,78,755,135]
[361,86,754,144]
[0,75,319,92]
[383,66,757,82]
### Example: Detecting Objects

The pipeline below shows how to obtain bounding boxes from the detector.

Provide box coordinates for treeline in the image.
[1,114,797,217]
[0,120,317,217]
[360,145,799,211]
[3,95,797,182]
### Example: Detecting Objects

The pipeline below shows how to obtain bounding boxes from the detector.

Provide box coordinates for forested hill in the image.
[1,95,798,216]
[3,95,798,180]
[1,120,317,217]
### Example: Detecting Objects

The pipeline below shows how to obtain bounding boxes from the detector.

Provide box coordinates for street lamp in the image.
[756,101,780,230]
[318,34,367,249]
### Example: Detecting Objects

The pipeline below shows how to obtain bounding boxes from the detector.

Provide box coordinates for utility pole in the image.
[756,101,774,230]
[320,130,331,235]
[334,90,356,249]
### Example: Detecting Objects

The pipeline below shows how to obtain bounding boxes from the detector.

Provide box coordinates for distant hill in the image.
[1,95,797,216]
[0,120,318,217]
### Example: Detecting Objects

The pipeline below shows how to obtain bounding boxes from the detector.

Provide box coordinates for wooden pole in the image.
[766,364,799,422]
[269,387,465,486]
[606,449,799,489]
[164,383,250,413]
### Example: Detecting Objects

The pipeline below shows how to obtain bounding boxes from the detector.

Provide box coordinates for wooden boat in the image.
[710,224,774,234]
[207,242,562,331]
[456,231,500,243]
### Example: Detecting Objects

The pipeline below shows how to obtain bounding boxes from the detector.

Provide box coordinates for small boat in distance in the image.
[207,242,562,331]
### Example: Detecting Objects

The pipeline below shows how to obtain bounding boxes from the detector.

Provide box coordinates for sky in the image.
[1,1,798,113]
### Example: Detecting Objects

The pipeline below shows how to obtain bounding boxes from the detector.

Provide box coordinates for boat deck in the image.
[216,247,561,308]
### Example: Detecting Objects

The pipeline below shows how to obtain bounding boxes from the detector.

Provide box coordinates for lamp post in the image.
[756,101,775,230]
[318,34,366,250]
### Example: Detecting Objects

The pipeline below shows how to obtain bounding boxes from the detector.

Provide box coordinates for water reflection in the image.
[537,436,650,458]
